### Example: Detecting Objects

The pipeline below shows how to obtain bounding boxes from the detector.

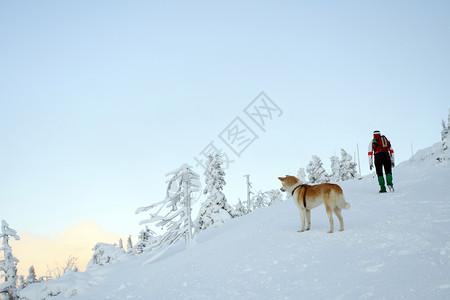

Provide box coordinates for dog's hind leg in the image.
[326,205,334,233]
[333,207,344,231]
[298,208,307,232]
[306,209,311,231]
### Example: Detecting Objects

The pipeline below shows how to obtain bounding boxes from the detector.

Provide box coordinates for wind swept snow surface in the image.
[21,144,450,299]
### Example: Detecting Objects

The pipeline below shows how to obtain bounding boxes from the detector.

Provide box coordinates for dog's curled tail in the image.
[337,195,351,210]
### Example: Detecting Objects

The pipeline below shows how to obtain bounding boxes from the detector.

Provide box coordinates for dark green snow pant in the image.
[375,152,393,192]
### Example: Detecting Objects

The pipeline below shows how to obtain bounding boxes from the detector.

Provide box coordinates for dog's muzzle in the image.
[280,187,286,192]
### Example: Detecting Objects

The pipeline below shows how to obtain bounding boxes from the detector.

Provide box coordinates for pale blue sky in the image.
[1,1,449,237]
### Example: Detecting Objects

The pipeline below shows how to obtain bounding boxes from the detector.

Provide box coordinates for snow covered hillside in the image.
[21,142,450,300]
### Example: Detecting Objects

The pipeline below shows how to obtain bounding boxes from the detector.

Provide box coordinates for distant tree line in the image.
[297,148,359,185]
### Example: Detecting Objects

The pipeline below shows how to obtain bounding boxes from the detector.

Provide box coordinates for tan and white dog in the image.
[278,175,351,233]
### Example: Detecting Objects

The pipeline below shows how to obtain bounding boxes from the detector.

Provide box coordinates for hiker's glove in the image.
[391,162,395,168]
[370,165,373,170]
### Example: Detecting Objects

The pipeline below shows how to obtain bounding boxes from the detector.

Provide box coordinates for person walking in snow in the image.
[368,130,395,193]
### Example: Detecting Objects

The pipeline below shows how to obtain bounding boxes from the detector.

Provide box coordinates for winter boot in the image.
[378,176,386,193]
[386,173,394,192]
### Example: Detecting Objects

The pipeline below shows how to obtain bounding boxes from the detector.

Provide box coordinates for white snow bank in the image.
[407,140,449,165]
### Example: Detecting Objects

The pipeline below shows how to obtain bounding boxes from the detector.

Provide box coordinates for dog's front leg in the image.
[298,208,307,232]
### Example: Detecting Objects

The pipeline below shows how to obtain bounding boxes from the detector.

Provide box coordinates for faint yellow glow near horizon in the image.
[10,220,130,278]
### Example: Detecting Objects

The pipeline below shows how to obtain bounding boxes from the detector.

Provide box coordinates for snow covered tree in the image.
[329,155,341,182]
[438,108,450,162]
[61,256,78,275]
[234,199,247,216]
[136,164,201,254]
[441,120,448,142]
[18,275,25,291]
[250,189,283,209]
[118,238,124,250]
[306,155,329,184]
[126,236,133,254]
[0,220,20,300]
[196,154,237,231]
[87,243,127,269]
[132,226,157,255]
[296,168,307,184]
[26,265,37,286]
[252,191,269,209]
[46,255,79,279]
[339,149,357,181]
[266,189,283,205]
[18,265,39,290]
[441,109,450,140]
[442,108,450,151]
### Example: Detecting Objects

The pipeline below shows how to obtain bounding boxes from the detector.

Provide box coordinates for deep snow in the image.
[20,142,450,299]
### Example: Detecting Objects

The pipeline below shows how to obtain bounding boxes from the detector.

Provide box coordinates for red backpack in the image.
[374,135,391,153]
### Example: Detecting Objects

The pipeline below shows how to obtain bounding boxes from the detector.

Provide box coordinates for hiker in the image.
[368,130,395,193]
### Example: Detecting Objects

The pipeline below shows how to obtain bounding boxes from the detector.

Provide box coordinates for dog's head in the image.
[278,175,300,192]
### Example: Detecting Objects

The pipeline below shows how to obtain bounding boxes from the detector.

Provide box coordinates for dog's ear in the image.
[278,177,285,181]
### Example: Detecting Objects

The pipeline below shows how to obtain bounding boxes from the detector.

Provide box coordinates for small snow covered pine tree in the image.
[118,238,124,250]
[126,236,133,254]
[132,226,157,255]
[251,189,283,209]
[26,266,37,286]
[442,108,450,151]
[339,149,357,181]
[0,220,20,300]
[438,109,450,162]
[234,199,247,216]
[296,168,307,184]
[18,265,38,290]
[441,120,448,142]
[252,191,269,209]
[136,164,201,252]
[196,154,237,231]
[87,243,127,269]
[18,275,26,290]
[329,155,341,182]
[441,109,450,140]
[306,155,329,184]
[266,189,283,205]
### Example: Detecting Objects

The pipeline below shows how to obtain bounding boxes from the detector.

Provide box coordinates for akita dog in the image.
[278,175,351,233]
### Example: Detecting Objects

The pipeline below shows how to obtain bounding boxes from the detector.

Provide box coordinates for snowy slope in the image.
[21,142,450,300]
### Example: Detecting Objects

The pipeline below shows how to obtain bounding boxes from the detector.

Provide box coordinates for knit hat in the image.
[373,130,381,137]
